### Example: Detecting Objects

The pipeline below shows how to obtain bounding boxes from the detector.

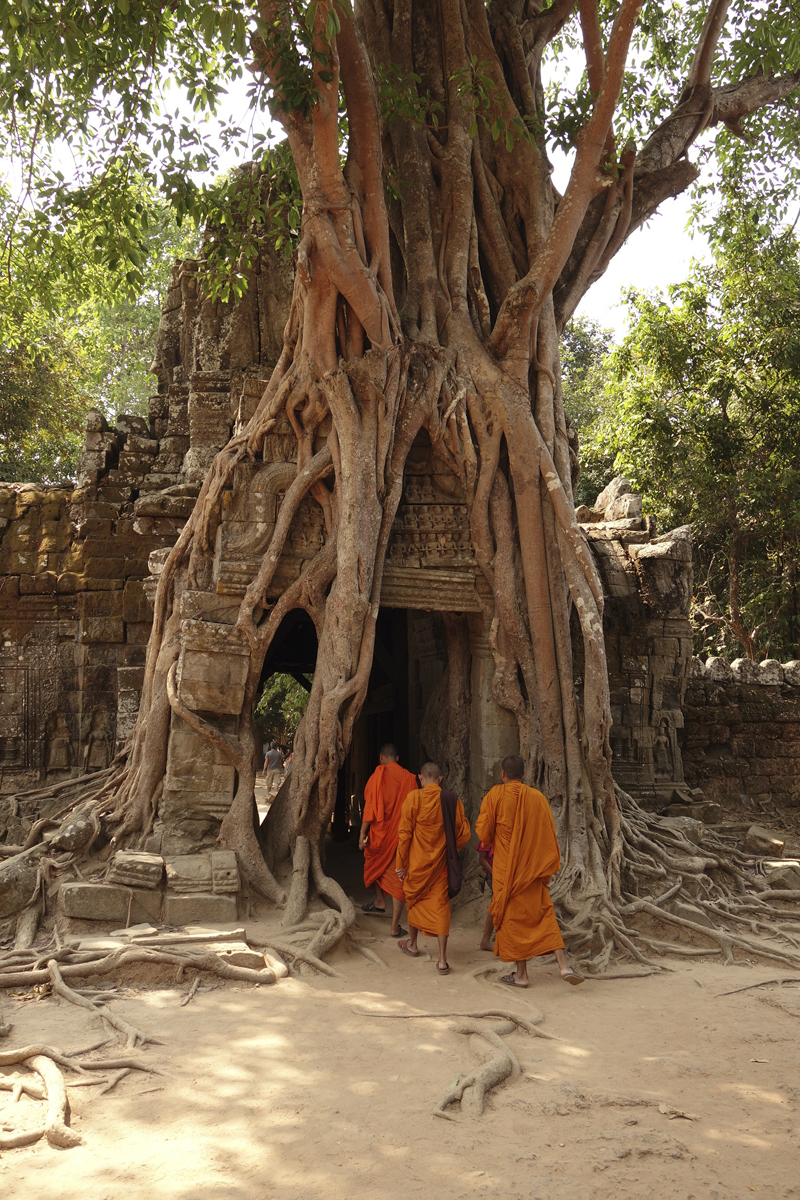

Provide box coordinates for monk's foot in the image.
[398,939,421,959]
[479,940,493,952]
[436,962,450,975]
[498,972,529,988]
[390,925,408,938]
[560,966,585,985]
[361,901,386,914]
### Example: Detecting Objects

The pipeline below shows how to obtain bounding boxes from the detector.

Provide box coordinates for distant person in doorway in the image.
[475,754,584,987]
[263,742,283,796]
[395,762,470,975]
[359,744,416,937]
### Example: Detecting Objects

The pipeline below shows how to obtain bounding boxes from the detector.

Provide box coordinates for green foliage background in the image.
[569,205,800,662]
[254,673,310,745]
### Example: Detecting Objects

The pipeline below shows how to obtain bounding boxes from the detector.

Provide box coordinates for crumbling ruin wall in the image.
[682,657,800,808]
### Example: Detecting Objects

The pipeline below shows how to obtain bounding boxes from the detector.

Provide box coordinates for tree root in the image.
[0,945,277,990]
[716,976,800,997]
[180,977,200,1007]
[25,1054,81,1147]
[434,1018,522,1119]
[352,1006,545,1034]
[248,937,339,977]
[47,959,159,1049]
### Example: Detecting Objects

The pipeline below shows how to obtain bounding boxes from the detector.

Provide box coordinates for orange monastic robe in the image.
[363,762,417,901]
[396,784,470,936]
[475,781,564,962]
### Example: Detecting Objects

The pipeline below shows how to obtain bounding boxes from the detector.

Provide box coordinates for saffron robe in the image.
[475,781,564,962]
[396,784,470,936]
[362,761,417,901]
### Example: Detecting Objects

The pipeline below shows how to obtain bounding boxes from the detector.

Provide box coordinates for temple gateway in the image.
[3,239,777,921]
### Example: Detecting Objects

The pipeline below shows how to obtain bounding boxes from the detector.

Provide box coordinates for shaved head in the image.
[501,754,525,781]
[379,743,398,762]
[419,761,441,782]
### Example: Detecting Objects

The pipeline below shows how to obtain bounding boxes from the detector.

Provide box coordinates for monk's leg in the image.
[555,947,584,983]
[372,883,386,912]
[436,935,449,972]
[390,896,405,936]
[513,959,530,985]
[398,924,420,956]
[479,911,494,951]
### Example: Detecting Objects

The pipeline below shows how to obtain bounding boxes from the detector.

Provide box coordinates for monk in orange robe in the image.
[395,761,470,975]
[475,753,583,988]
[359,744,417,937]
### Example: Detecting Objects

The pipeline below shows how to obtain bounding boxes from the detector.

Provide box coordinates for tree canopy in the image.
[579,203,800,661]
[1,1,799,313]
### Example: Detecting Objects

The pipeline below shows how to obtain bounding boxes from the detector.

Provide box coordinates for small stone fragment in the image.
[744,825,785,857]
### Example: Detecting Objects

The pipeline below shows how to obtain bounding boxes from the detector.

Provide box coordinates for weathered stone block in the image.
[704,657,734,682]
[594,476,632,514]
[61,882,131,921]
[126,435,159,456]
[164,893,237,925]
[80,617,125,643]
[123,581,150,623]
[731,658,760,684]
[758,659,784,685]
[126,622,152,645]
[118,665,146,691]
[672,900,715,929]
[659,815,704,844]
[765,861,800,890]
[165,854,212,893]
[783,661,800,687]
[164,716,235,811]
[108,851,164,889]
[178,647,249,714]
[0,845,48,919]
[744,825,785,856]
[211,850,239,894]
[80,590,124,618]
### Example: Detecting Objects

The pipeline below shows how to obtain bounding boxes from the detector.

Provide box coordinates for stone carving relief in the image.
[45,711,73,777]
[83,707,110,774]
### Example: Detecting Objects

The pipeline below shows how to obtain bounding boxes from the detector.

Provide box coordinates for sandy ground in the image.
[2,890,800,1200]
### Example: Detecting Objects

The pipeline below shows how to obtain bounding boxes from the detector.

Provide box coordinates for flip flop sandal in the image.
[361,902,387,915]
[389,926,408,938]
[562,970,585,985]
[498,972,528,988]
[398,941,422,958]
[436,963,451,975]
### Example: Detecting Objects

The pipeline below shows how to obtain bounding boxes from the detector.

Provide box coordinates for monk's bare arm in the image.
[475,789,497,847]
[395,795,415,880]
[455,799,471,851]
[358,820,370,851]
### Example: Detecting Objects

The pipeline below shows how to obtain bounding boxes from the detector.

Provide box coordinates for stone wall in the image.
[682,656,800,808]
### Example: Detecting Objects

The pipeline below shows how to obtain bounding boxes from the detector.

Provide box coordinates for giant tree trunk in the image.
[23,0,800,970]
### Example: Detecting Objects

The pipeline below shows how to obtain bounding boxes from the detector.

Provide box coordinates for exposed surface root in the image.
[434,1017,522,1120]
[47,959,158,1049]
[0,945,277,990]
[354,1007,540,1118]
[26,1053,82,1147]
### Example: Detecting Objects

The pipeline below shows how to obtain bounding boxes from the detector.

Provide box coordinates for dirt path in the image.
[2,906,799,1199]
